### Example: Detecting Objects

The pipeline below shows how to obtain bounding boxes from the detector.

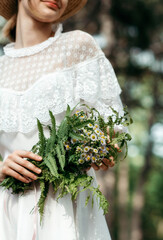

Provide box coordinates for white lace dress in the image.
[0,23,124,240]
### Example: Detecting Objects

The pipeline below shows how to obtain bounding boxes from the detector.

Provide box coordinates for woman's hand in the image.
[0,150,42,183]
[86,126,115,172]
[91,156,115,171]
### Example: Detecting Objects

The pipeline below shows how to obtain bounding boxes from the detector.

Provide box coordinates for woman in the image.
[0,0,124,239]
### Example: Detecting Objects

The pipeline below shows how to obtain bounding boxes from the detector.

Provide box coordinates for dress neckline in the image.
[3,23,63,58]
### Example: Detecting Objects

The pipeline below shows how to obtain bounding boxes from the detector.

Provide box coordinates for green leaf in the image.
[69,132,85,141]
[49,110,57,141]
[38,181,49,224]
[57,118,69,140]
[73,120,93,129]
[56,144,65,171]
[44,153,59,177]
[37,119,46,157]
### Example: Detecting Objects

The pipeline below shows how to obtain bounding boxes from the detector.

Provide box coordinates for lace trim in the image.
[3,24,63,58]
[0,55,122,133]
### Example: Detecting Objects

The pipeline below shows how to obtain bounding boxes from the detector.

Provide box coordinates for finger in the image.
[85,167,91,172]
[14,150,42,161]
[8,161,38,181]
[5,168,31,184]
[91,163,100,171]
[108,161,115,167]
[15,157,42,174]
[99,163,108,171]
[103,158,115,168]
[107,126,110,135]
[102,158,111,166]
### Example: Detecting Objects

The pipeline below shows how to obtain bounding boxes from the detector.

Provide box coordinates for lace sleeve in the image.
[73,41,126,132]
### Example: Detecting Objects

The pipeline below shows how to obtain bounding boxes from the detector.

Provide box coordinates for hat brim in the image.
[0,0,87,22]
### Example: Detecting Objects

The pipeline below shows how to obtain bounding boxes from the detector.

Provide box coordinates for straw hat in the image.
[0,0,88,22]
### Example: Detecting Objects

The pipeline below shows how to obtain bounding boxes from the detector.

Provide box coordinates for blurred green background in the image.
[0,0,162,239]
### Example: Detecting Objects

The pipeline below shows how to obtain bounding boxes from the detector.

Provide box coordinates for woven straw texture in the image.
[0,0,87,21]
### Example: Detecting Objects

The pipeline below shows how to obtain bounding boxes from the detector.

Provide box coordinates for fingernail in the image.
[37,169,41,173]
[38,156,42,160]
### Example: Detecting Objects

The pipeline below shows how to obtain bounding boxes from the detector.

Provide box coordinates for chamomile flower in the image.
[71,139,77,144]
[91,156,97,162]
[78,159,85,164]
[95,124,99,129]
[95,129,100,135]
[75,110,81,116]
[100,135,106,140]
[96,154,100,159]
[86,155,91,162]
[83,129,88,134]
[99,150,104,155]
[90,134,97,141]
[65,145,71,150]
[93,148,98,154]
[106,147,110,152]
[76,146,82,152]
[88,123,93,128]
[80,115,85,120]
[76,110,81,114]
[86,131,92,137]
[81,153,86,159]
[100,139,106,145]
[84,146,90,152]
[101,146,106,151]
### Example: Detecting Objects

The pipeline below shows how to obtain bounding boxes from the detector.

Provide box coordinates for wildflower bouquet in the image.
[0,103,132,222]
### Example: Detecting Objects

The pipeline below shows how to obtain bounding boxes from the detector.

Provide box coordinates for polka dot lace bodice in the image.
[0,23,124,133]
[0,23,99,91]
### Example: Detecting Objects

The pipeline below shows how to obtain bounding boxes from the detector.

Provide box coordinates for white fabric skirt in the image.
[0,169,111,240]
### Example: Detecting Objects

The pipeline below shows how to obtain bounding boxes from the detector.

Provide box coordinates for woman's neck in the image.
[15,7,54,49]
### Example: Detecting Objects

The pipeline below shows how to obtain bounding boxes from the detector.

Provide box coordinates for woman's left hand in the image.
[86,126,115,171]
[91,157,115,171]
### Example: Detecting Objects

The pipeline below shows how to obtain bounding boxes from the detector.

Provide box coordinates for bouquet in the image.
[0,103,132,223]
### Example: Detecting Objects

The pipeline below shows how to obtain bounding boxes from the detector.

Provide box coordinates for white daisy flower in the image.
[95,129,100,135]
[95,124,99,129]
[100,135,106,140]
[80,115,85,120]
[86,155,91,161]
[78,159,84,164]
[87,123,93,128]
[83,129,88,134]
[75,110,81,114]
[65,145,71,150]
[84,146,90,152]
[100,139,106,145]
[71,139,77,144]
[101,146,106,151]
[81,153,86,159]
[90,134,97,141]
[91,156,97,162]
[93,148,98,154]
[106,147,110,153]
[76,146,82,152]
[86,131,92,136]
[96,154,100,159]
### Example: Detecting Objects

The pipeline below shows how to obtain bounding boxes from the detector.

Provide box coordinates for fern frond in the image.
[56,144,65,171]
[38,181,49,224]
[44,153,59,177]
[37,119,46,157]
[49,110,57,141]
